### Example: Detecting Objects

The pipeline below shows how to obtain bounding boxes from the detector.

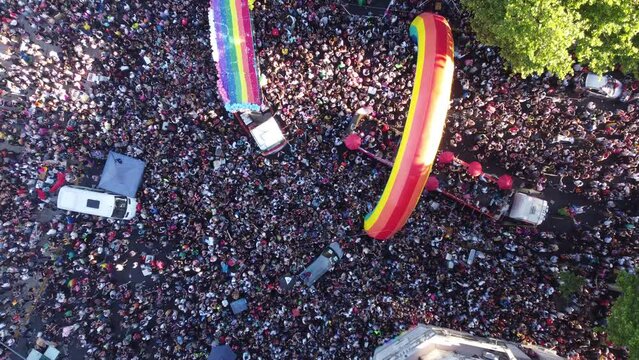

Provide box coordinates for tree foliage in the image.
[557,271,585,299]
[606,271,639,360]
[575,0,639,76]
[461,0,639,77]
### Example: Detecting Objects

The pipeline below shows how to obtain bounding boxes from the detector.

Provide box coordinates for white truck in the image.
[507,191,549,226]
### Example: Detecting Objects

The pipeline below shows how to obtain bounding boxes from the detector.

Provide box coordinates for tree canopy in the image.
[606,271,639,360]
[557,271,585,299]
[461,0,639,77]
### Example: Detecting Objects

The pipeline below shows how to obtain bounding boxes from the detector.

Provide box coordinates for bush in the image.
[557,271,585,299]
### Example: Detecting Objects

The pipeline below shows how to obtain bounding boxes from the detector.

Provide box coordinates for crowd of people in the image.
[0,0,637,359]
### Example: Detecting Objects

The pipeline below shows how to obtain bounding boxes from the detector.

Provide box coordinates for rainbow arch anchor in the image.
[364,13,455,240]
[209,0,261,112]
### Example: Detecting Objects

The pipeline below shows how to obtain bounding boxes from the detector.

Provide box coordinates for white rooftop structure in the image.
[373,325,563,360]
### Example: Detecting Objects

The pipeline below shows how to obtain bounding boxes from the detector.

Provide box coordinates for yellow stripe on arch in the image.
[229,0,248,102]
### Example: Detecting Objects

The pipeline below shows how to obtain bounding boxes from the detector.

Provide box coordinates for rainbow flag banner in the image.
[209,0,261,112]
[364,13,455,240]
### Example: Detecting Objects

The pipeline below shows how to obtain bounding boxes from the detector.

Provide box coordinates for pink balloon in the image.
[467,161,483,177]
[497,174,513,190]
[344,134,362,150]
[438,151,455,164]
[425,176,439,192]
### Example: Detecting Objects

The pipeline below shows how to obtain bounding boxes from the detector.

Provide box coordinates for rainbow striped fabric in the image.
[364,13,455,240]
[209,0,261,112]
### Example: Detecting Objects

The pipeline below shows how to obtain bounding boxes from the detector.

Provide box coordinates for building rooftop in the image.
[373,325,564,360]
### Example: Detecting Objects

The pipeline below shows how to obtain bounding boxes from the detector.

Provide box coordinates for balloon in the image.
[438,151,455,164]
[344,134,362,150]
[364,14,454,240]
[425,176,439,192]
[497,174,513,190]
[467,161,482,177]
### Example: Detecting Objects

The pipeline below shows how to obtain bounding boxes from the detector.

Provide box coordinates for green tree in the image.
[606,271,639,360]
[461,0,639,77]
[574,0,639,76]
[557,271,585,299]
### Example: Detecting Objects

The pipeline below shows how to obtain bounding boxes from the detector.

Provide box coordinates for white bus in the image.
[56,185,137,220]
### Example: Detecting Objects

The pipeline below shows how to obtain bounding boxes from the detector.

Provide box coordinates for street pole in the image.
[356,147,394,167]
[0,341,27,360]
[343,134,394,167]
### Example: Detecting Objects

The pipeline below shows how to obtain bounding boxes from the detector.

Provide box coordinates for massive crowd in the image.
[0,0,637,359]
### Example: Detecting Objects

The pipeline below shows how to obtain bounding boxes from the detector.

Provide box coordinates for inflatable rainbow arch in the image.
[364,13,455,240]
[209,0,261,112]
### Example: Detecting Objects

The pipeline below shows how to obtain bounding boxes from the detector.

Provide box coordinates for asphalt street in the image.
[1,3,634,359]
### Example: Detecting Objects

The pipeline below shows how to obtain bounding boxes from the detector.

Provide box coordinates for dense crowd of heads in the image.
[0,0,637,359]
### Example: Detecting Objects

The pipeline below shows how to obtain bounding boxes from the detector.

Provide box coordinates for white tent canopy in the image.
[508,192,549,225]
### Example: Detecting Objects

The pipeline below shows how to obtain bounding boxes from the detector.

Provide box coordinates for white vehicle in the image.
[57,185,137,220]
[87,73,110,83]
[508,192,549,226]
[584,73,623,99]
[235,110,287,155]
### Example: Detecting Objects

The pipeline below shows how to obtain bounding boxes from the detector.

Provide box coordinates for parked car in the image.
[583,73,623,99]
[299,242,343,287]
[233,109,288,156]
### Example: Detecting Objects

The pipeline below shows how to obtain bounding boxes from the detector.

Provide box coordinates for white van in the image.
[584,73,623,99]
[508,192,549,226]
[57,185,138,220]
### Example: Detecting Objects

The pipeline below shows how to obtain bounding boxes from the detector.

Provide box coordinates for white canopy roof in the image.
[508,192,549,225]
